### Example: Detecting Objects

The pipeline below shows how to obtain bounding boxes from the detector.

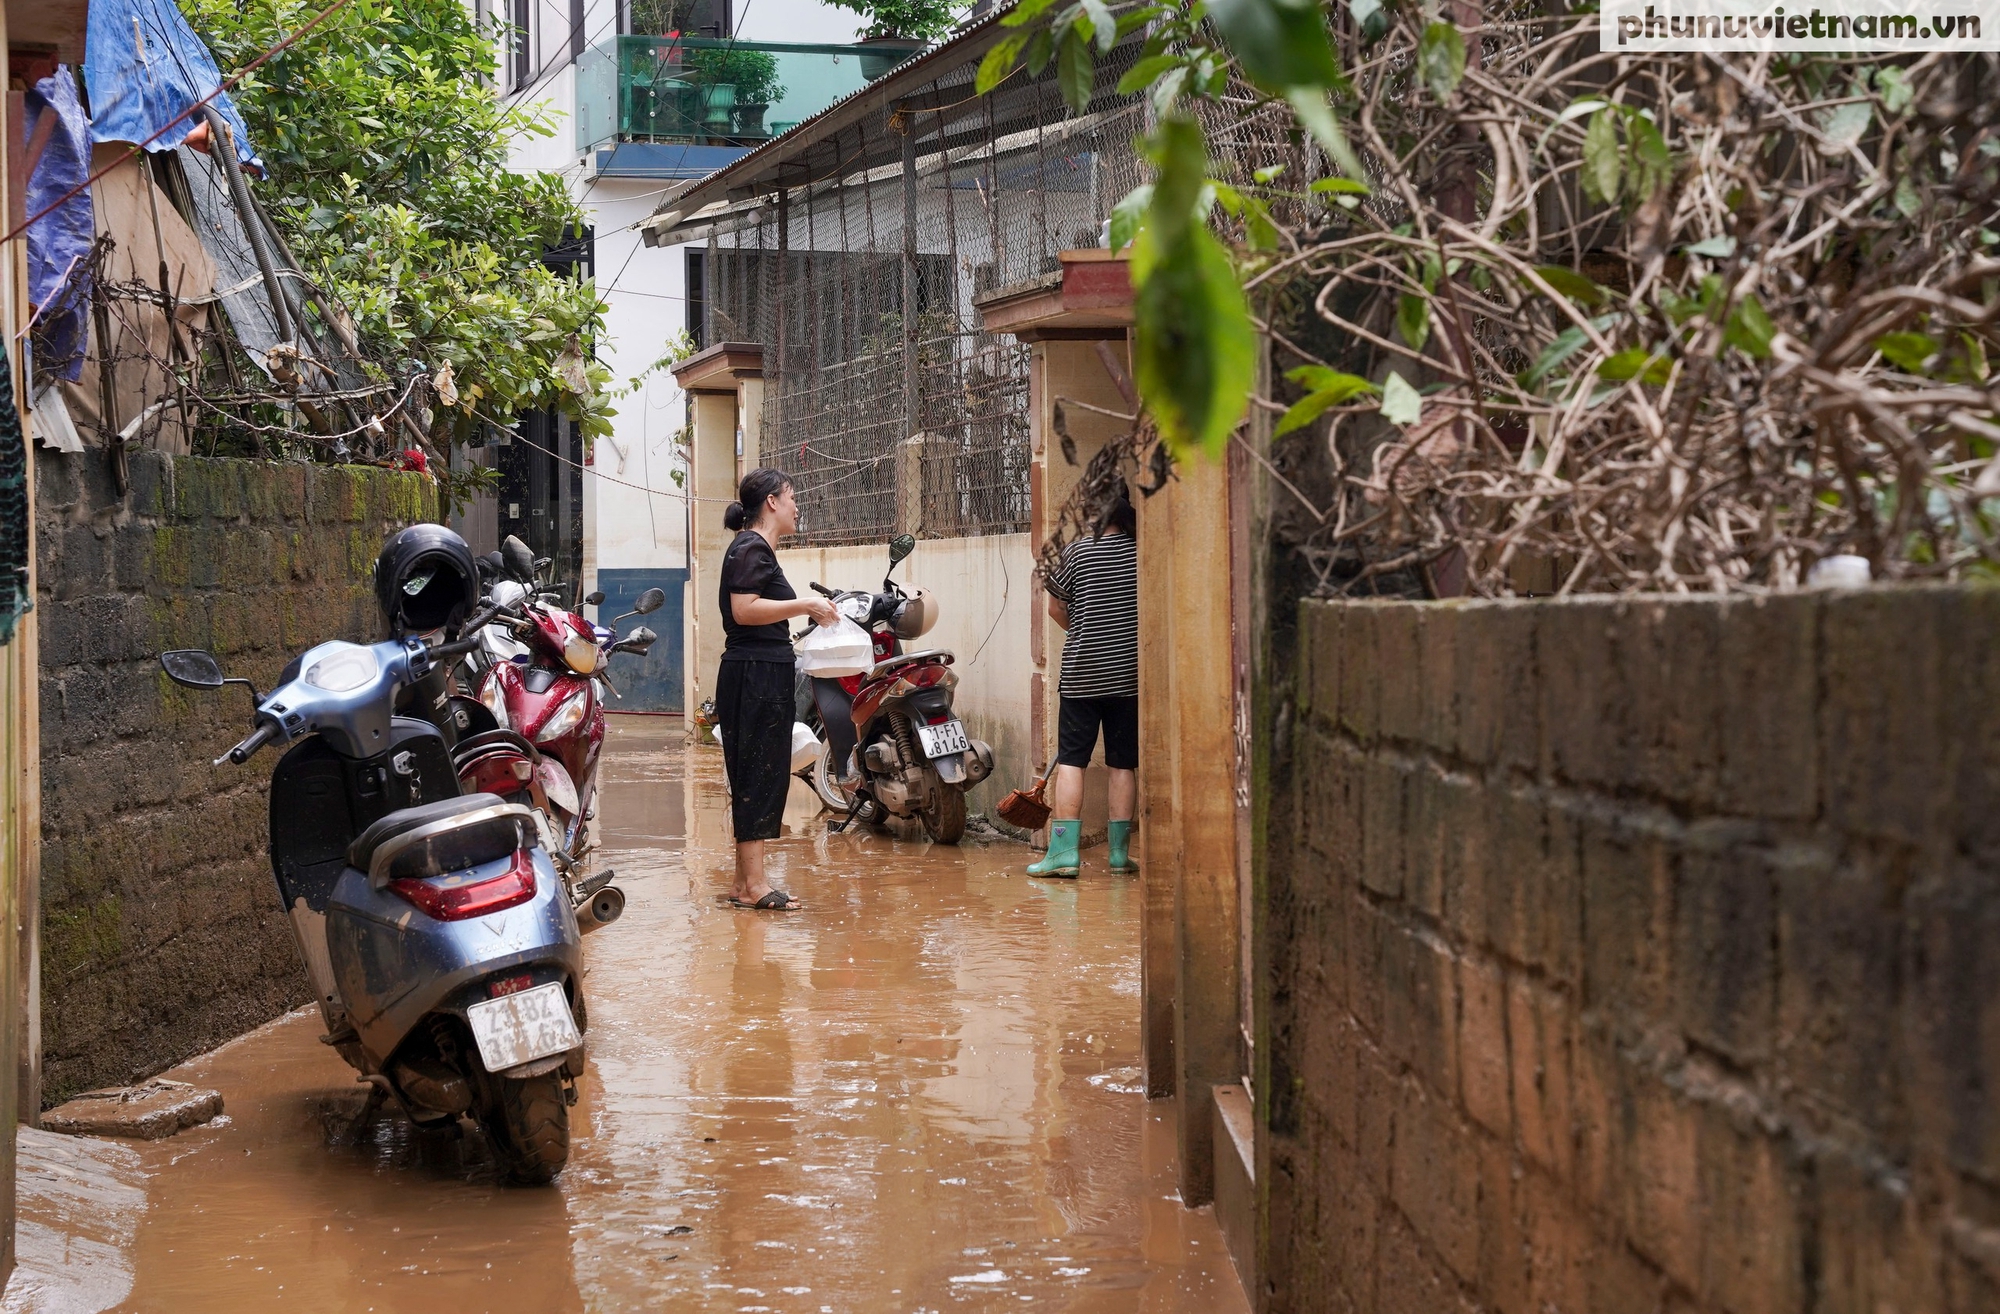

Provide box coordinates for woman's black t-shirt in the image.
[719,529,796,663]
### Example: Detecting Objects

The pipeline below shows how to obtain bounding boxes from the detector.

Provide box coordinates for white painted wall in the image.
[477,0,867,595]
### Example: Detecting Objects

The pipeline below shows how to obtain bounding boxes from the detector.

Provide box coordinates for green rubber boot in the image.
[1026,820,1081,878]
[1107,820,1139,874]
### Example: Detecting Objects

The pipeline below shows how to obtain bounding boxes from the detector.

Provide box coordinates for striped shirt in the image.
[1047,531,1138,698]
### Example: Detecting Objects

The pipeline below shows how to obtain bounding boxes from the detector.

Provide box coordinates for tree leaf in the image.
[1150,65,1191,116]
[1310,176,1371,195]
[1109,183,1153,252]
[1025,25,1055,75]
[1206,0,1342,91]
[1724,295,1775,359]
[1285,365,1379,398]
[1000,0,1062,25]
[1349,0,1389,42]
[1275,372,1379,435]
[1397,293,1431,350]
[1893,174,1922,218]
[1875,331,1939,373]
[1685,235,1735,258]
[1117,53,1184,95]
[1056,25,1095,114]
[1286,88,1364,181]
[1875,65,1914,113]
[1133,118,1254,457]
[1597,347,1672,386]
[1533,265,1607,307]
[1080,0,1117,52]
[1816,101,1872,154]
[1417,22,1466,105]
[1133,222,1256,456]
[976,32,1029,93]
[1625,112,1672,198]
[1379,371,1423,426]
[1518,327,1588,389]
[1582,107,1620,205]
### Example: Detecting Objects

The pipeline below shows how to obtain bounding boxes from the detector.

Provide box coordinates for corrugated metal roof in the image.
[638,9,1020,245]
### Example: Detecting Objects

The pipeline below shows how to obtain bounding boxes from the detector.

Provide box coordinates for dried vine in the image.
[1247,14,2000,594]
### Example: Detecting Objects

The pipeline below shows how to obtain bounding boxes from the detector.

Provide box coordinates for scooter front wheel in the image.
[486,1072,570,1185]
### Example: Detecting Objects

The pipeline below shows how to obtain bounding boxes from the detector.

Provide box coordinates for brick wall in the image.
[36,450,432,1103]
[1264,588,2000,1313]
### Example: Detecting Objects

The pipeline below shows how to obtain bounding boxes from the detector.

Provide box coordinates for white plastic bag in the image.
[796,616,873,677]
[791,722,824,772]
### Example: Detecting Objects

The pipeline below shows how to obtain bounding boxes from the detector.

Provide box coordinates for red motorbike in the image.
[453,538,661,931]
[798,534,995,843]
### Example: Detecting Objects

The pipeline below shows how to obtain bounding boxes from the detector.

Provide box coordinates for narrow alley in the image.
[19,720,1243,1313]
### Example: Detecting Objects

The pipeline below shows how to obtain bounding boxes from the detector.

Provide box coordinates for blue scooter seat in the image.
[348,793,511,876]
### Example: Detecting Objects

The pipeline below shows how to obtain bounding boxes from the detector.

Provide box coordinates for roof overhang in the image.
[975,251,1133,340]
[672,341,765,392]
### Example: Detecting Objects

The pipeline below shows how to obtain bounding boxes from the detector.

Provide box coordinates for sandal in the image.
[728,889,803,911]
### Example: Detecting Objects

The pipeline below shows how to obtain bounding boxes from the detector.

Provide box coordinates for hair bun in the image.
[723,501,746,531]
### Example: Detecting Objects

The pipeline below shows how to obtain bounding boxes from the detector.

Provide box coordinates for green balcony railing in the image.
[576,35,925,152]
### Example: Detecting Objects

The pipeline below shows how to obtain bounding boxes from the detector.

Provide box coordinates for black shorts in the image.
[716,657,794,841]
[1056,694,1138,770]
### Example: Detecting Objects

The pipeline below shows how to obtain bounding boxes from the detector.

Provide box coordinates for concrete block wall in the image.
[35,450,433,1104]
[1265,587,2000,1314]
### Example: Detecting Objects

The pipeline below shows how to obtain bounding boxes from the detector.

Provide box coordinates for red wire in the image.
[0,0,358,247]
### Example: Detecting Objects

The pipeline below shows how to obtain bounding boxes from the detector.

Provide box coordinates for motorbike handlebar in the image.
[427,604,507,661]
[217,721,279,767]
[810,581,836,598]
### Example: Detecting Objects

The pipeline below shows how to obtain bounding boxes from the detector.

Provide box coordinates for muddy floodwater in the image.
[33,718,1246,1313]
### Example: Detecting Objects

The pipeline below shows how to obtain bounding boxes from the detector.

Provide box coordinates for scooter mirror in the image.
[160,649,225,689]
[634,587,666,615]
[584,590,606,607]
[501,536,536,582]
[888,533,916,571]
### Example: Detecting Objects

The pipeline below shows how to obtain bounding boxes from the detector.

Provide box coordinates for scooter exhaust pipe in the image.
[576,885,625,934]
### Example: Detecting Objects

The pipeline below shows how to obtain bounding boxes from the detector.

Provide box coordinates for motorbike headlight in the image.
[303,647,379,693]
[563,632,601,675]
[478,676,510,730]
[535,688,589,744]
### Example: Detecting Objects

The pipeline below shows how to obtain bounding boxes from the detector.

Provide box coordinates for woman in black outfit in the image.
[716,468,835,910]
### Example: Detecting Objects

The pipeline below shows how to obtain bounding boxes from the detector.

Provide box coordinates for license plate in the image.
[466,982,581,1073]
[916,719,970,758]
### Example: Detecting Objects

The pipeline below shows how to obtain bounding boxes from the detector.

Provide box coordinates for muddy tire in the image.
[810,742,851,812]
[486,1073,570,1185]
[921,776,966,844]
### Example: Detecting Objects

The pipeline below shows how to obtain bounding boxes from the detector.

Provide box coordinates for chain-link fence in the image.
[702,39,1149,546]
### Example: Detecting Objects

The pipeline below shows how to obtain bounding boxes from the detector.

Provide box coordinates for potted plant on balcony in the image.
[830,0,958,73]
[685,46,785,136]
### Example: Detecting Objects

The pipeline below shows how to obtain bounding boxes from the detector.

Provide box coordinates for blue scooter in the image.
[161,611,584,1183]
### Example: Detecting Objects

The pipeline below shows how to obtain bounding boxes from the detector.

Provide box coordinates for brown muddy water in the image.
[29,717,1247,1313]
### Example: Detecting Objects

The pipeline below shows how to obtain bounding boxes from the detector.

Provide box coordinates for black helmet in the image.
[375,524,478,636]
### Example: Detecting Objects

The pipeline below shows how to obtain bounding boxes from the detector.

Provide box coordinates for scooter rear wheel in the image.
[487,1072,570,1185]
[809,742,851,812]
[921,774,966,845]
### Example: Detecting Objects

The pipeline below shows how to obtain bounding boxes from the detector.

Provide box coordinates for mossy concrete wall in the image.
[1265,587,2000,1314]
[35,450,432,1104]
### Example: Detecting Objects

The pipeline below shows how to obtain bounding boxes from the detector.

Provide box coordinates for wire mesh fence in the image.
[704,40,1149,545]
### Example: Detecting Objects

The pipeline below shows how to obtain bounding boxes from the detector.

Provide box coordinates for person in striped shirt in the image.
[1028,489,1139,879]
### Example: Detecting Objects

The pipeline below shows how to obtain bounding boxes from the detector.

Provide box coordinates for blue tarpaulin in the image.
[24,67,93,382]
[84,0,261,168]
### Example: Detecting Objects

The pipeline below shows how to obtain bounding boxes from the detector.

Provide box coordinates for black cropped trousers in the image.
[716,657,793,841]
